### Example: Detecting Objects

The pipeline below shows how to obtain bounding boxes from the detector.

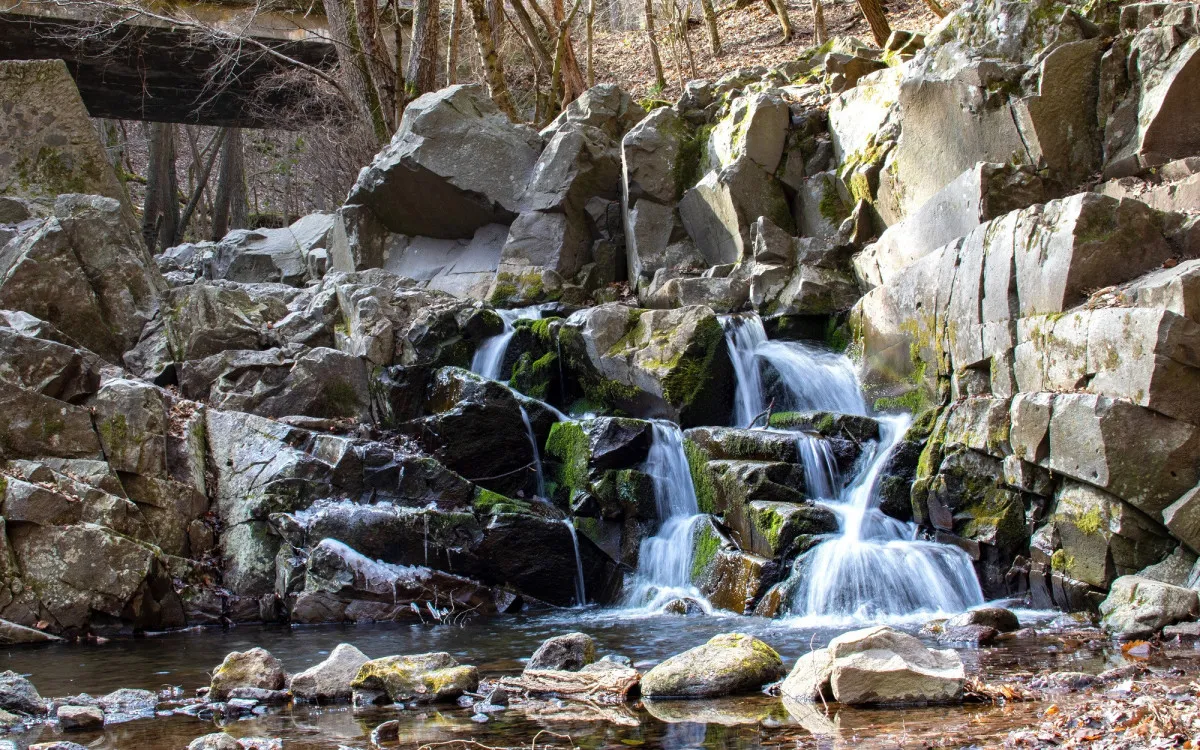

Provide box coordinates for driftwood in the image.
[497,668,640,705]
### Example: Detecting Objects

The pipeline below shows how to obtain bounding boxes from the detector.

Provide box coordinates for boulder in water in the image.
[56,705,103,731]
[827,626,965,705]
[289,643,371,703]
[640,633,784,698]
[946,607,1020,633]
[662,597,707,615]
[0,671,44,715]
[351,653,478,704]
[209,648,287,701]
[780,649,835,703]
[526,633,596,672]
[1099,575,1200,639]
[188,735,241,750]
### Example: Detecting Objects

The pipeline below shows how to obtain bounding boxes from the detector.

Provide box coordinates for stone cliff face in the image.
[0,0,1198,637]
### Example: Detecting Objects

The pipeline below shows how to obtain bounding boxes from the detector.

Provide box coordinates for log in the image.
[497,668,640,704]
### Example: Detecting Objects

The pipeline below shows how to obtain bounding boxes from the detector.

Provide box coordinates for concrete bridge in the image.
[0,0,340,127]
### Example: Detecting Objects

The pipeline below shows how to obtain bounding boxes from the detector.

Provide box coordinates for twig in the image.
[746,398,775,429]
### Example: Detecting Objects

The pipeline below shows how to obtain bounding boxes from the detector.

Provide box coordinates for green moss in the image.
[1075,506,1104,536]
[690,521,720,581]
[674,122,714,195]
[662,316,726,416]
[97,413,128,454]
[510,350,557,401]
[545,421,590,497]
[1050,548,1072,572]
[683,439,716,515]
[873,388,928,413]
[824,318,851,353]
[473,488,534,516]
[321,378,361,417]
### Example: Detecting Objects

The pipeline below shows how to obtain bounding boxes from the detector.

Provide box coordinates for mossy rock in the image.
[641,632,785,698]
[352,653,478,703]
[209,647,286,701]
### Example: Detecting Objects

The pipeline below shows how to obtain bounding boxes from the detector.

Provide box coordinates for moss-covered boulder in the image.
[559,303,734,427]
[209,647,286,701]
[683,427,799,463]
[351,653,478,704]
[696,549,778,615]
[641,633,785,698]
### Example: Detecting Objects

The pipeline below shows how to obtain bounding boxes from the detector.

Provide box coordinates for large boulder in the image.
[1099,575,1200,639]
[640,633,784,698]
[205,213,334,286]
[289,643,371,703]
[0,671,45,715]
[679,158,794,267]
[526,633,597,672]
[209,647,287,701]
[820,626,964,705]
[347,85,543,239]
[0,195,164,363]
[0,60,129,212]
[560,303,734,426]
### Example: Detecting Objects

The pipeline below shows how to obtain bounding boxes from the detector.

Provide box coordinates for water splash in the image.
[471,306,545,381]
[561,520,588,607]
[782,416,984,625]
[622,421,711,612]
[518,406,546,499]
[720,315,768,428]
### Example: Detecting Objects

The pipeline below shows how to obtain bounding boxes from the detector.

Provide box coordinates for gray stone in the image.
[209,648,287,701]
[0,619,62,645]
[92,379,168,477]
[779,649,834,703]
[188,733,241,750]
[0,671,44,715]
[945,607,1020,632]
[289,643,371,702]
[827,626,965,705]
[526,633,597,672]
[1053,481,1175,589]
[351,653,478,704]
[1164,485,1200,556]
[381,224,507,300]
[1099,575,1200,638]
[641,633,784,698]
[622,107,693,206]
[162,283,274,362]
[542,84,646,141]
[56,705,103,731]
[206,213,334,286]
[679,158,794,267]
[706,90,790,173]
[347,85,543,239]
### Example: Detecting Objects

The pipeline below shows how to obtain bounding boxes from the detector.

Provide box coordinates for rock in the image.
[209,648,287,701]
[780,649,835,703]
[622,106,693,206]
[0,60,129,212]
[188,735,241,750]
[561,304,734,427]
[0,671,44,715]
[1163,621,1200,639]
[946,607,1020,633]
[56,705,103,731]
[29,743,89,750]
[662,597,706,615]
[938,625,999,646]
[92,379,167,477]
[826,625,965,705]
[289,643,371,702]
[1164,485,1200,556]
[347,85,543,238]
[351,653,478,703]
[0,380,103,460]
[640,633,784,698]
[0,195,164,363]
[1099,575,1200,639]
[542,84,645,141]
[0,316,101,401]
[679,158,794,267]
[526,633,597,672]
[375,225,508,300]
[828,66,901,164]
[706,90,790,173]
[161,283,276,362]
[0,619,62,645]
[206,213,334,285]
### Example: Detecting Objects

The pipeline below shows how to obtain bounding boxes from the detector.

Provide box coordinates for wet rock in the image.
[946,607,1020,633]
[827,626,965,705]
[1099,575,1200,639]
[1029,671,1097,691]
[351,653,478,704]
[683,427,799,463]
[56,705,103,731]
[162,283,275,362]
[209,648,287,701]
[347,85,543,239]
[938,625,999,646]
[641,633,784,698]
[1163,621,1200,639]
[226,688,290,705]
[0,195,164,363]
[290,643,371,703]
[662,597,706,615]
[188,735,241,750]
[0,671,44,715]
[526,633,597,672]
[29,743,89,750]
[0,619,63,645]
[780,649,834,703]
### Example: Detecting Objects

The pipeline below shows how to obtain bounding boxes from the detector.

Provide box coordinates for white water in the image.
[518,406,546,499]
[471,307,545,381]
[720,314,867,425]
[783,415,984,625]
[719,312,984,625]
[622,421,712,612]
[562,520,587,606]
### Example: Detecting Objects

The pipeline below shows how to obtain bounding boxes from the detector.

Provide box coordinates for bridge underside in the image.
[0,11,340,128]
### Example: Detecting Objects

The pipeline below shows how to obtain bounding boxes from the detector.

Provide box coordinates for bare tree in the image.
[466,0,520,118]
[212,128,248,239]
[644,0,667,91]
[143,122,178,252]
[447,0,464,83]
[858,0,891,46]
[586,0,597,86]
[324,0,392,141]
[922,0,948,18]
[408,0,442,99]
[551,0,587,105]
[764,0,792,41]
[811,0,828,44]
[699,0,721,56]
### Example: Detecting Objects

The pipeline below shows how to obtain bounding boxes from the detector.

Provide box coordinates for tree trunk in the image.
[212,128,248,240]
[511,0,553,69]
[645,0,666,91]
[354,0,398,128]
[488,0,505,51]
[699,0,721,56]
[176,129,225,245]
[551,0,587,105]
[465,0,520,118]
[325,0,390,143]
[407,0,442,99]
[857,0,891,46]
[586,0,596,86]
[447,0,463,83]
[922,0,947,18]
[811,0,827,44]
[142,122,178,253]
[765,0,792,41]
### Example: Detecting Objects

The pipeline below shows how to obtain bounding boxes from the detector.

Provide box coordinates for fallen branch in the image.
[746,398,775,429]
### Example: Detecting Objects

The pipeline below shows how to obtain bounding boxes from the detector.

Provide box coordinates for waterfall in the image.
[720,313,867,425]
[622,421,711,612]
[795,433,841,500]
[471,306,544,381]
[782,415,984,624]
[562,520,587,606]
[518,406,546,499]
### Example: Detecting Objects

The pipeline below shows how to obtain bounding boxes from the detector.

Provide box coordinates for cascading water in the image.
[471,306,544,381]
[721,311,983,623]
[562,520,587,606]
[622,421,711,612]
[518,406,546,499]
[782,416,984,624]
